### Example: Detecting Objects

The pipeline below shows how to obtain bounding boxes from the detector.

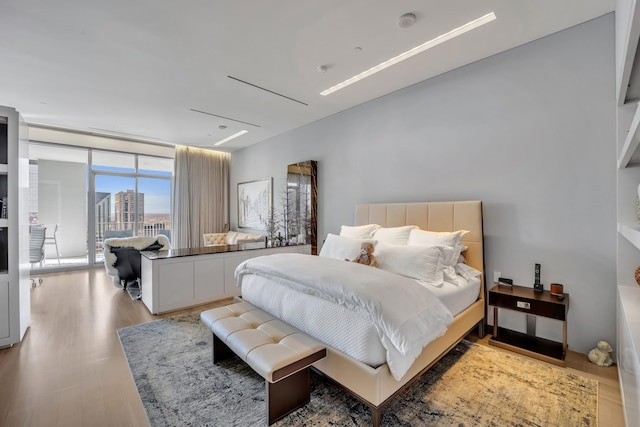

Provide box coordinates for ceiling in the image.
[1,1,614,152]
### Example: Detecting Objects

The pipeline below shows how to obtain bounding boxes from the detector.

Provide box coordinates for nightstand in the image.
[488,284,569,366]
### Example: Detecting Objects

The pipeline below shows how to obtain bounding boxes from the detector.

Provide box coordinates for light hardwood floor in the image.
[0,269,626,426]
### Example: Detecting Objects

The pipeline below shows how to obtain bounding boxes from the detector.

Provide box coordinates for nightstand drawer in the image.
[489,284,569,366]
[488,288,567,321]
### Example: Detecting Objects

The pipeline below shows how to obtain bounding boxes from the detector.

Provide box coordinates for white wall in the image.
[230,15,616,355]
[38,160,87,258]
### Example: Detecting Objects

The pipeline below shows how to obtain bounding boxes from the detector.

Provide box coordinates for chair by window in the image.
[103,234,171,291]
[44,223,60,266]
[29,225,46,286]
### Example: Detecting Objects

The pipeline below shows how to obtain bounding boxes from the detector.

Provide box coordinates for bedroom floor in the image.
[0,269,625,426]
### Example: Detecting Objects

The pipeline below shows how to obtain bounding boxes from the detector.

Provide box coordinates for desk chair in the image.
[29,225,46,286]
[44,224,60,266]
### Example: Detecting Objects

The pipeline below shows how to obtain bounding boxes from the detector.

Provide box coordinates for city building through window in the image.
[29,143,173,270]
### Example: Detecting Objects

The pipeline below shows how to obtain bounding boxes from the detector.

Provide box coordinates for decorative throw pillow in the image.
[339,224,381,239]
[319,233,376,261]
[372,225,418,245]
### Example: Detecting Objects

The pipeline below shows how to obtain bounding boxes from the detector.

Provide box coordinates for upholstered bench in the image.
[200,302,326,425]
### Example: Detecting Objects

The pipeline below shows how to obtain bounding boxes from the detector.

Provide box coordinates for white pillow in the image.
[225,230,239,245]
[372,225,418,245]
[319,233,376,261]
[407,229,469,248]
[374,242,446,286]
[455,263,482,282]
[408,229,469,265]
[339,224,380,239]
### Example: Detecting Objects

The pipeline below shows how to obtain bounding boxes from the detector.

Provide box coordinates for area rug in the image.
[118,313,598,426]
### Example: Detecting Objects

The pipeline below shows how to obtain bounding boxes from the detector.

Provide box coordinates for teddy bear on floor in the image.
[347,242,378,268]
[587,340,613,367]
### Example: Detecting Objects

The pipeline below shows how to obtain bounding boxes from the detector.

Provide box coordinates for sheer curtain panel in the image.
[172,146,230,248]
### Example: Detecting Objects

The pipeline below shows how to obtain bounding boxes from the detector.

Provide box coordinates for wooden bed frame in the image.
[311,201,485,426]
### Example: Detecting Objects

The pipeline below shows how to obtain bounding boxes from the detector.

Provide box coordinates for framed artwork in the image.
[237,178,272,230]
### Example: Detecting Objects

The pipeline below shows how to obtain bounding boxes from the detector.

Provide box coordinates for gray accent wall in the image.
[230,14,616,355]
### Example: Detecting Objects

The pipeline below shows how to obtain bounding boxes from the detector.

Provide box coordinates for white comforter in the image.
[235,253,454,380]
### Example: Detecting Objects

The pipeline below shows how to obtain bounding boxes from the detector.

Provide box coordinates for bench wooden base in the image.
[213,333,315,424]
[202,302,326,426]
[266,365,310,424]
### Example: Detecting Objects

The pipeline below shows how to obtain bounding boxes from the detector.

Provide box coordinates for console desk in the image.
[140,244,311,314]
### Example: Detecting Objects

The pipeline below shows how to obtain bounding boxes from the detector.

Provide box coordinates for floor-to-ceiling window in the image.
[29,144,90,269]
[29,142,173,271]
[92,151,173,264]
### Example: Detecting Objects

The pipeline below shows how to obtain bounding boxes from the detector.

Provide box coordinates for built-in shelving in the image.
[617,0,640,105]
[619,102,640,168]
[618,286,640,427]
[617,1,640,425]
[619,222,640,250]
[0,106,29,348]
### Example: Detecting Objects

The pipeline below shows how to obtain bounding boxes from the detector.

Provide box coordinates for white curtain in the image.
[172,146,230,249]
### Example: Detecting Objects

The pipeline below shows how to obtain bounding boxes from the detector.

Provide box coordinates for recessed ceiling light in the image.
[214,130,248,146]
[320,12,497,96]
[397,13,417,29]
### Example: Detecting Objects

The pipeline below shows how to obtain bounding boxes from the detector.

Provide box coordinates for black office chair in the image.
[110,240,164,291]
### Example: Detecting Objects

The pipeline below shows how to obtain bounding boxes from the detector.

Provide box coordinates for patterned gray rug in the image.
[118,313,598,427]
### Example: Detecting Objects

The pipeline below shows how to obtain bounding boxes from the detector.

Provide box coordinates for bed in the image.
[237,201,485,426]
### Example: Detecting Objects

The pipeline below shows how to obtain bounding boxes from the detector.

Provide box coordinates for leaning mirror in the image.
[286,160,317,255]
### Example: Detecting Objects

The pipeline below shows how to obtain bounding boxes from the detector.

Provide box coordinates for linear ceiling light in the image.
[214,130,248,146]
[320,12,497,96]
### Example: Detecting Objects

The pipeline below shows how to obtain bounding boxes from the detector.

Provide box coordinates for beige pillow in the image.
[225,230,238,245]
[203,233,226,246]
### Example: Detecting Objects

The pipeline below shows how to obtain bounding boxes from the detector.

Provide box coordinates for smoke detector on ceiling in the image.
[398,13,417,29]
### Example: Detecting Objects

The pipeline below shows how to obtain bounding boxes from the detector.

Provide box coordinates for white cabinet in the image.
[617,1,640,425]
[0,280,9,339]
[194,258,225,300]
[141,245,311,314]
[157,261,195,308]
[0,106,29,349]
[618,286,640,427]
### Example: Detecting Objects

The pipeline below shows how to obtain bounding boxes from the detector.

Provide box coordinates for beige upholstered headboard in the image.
[354,201,484,274]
